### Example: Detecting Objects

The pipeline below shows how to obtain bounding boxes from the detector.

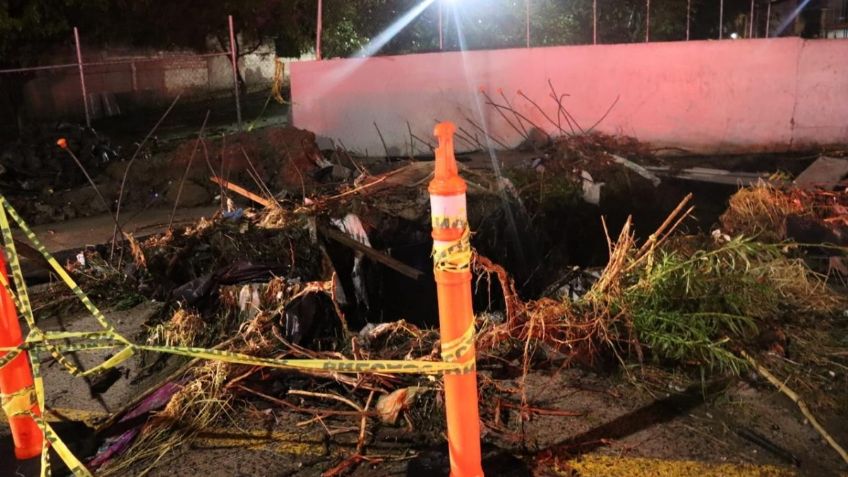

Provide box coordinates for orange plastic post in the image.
[0,253,43,460]
[429,121,484,477]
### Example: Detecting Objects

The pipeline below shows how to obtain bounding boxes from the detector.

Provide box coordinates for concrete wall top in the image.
[291,38,848,155]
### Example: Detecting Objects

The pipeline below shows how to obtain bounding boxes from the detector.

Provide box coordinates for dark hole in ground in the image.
[326,175,748,331]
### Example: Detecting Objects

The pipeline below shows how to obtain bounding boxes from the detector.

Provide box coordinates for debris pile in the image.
[721,182,848,246]
[3,119,847,475]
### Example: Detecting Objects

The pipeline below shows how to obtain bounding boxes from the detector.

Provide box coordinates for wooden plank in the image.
[318,224,424,281]
[210,176,273,208]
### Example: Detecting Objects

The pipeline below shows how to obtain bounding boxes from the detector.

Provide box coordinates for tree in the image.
[0,1,110,134]
[95,1,315,55]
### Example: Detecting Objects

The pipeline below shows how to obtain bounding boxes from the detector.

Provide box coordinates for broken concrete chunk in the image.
[580,170,604,205]
[794,156,848,189]
[608,153,661,186]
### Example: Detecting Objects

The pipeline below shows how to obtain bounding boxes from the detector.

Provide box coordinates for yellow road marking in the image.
[559,455,796,477]
[193,427,325,457]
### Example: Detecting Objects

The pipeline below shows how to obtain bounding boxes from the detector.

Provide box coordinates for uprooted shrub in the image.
[617,237,840,373]
[484,198,844,375]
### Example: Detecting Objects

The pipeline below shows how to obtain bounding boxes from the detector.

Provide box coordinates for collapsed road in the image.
[1,112,847,477]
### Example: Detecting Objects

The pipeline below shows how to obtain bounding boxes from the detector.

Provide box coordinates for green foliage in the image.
[322,1,371,57]
[532,0,593,46]
[97,1,316,55]
[0,0,770,64]
[620,237,826,373]
[508,169,583,216]
[0,1,108,66]
[114,292,145,311]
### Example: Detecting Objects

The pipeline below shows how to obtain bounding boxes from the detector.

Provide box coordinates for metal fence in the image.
[314,0,848,59]
[0,16,243,130]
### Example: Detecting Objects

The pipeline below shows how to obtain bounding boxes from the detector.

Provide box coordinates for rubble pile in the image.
[5,122,847,475]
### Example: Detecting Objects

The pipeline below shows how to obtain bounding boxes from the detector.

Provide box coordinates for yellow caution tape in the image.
[431,215,468,230]
[440,321,476,363]
[1,385,37,416]
[0,201,129,379]
[432,226,472,272]
[0,346,23,369]
[0,194,483,477]
[136,344,474,375]
[0,196,129,342]
[32,413,92,477]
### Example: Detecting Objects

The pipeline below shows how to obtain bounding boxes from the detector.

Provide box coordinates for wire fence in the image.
[0,18,242,131]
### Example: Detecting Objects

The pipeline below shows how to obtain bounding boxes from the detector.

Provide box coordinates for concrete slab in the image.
[794,156,848,189]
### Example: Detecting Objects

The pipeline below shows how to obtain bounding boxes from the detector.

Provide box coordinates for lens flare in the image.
[311,0,436,99]
[773,0,811,37]
[451,6,528,273]
[352,0,437,58]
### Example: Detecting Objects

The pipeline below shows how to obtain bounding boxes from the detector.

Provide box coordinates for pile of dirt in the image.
[0,125,324,225]
[168,126,325,196]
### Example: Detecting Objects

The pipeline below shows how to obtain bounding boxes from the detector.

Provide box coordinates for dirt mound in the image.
[3,125,323,225]
[168,126,322,195]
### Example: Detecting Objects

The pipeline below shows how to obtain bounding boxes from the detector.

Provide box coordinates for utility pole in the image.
[593,0,598,44]
[316,0,323,59]
[766,1,772,37]
[646,0,651,42]
[73,27,91,128]
[749,0,756,38]
[525,0,531,47]
[439,0,444,50]
[686,0,691,40]
[719,0,725,39]
[228,15,242,130]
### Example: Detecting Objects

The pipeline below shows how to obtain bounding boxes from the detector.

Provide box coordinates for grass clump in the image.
[719,181,804,241]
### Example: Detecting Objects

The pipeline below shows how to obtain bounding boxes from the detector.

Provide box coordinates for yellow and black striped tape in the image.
[431,215,468,230]
[0,194,479,477]
[432,226,472,273]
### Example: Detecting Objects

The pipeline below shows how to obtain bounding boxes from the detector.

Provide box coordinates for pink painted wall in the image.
[291,38,848,155]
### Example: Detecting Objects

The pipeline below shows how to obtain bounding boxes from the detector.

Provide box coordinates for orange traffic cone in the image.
[0,252,43,460]
[430,122,484,477]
